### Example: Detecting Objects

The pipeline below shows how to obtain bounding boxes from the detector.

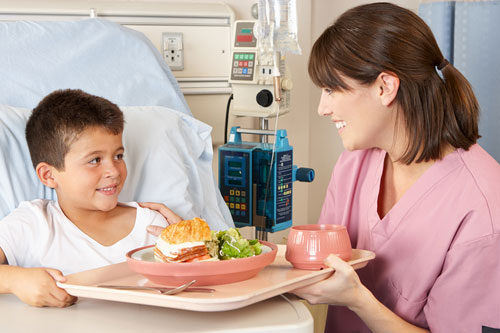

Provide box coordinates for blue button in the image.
[242,68,248,74]
[235,210,240,216]
[241,211,246,216]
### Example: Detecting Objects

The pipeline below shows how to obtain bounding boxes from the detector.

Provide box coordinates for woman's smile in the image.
[335,121,347,130]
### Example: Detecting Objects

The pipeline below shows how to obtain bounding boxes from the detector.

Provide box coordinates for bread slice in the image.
[159,217,211,245]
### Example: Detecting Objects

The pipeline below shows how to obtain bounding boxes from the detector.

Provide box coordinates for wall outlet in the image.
[162,32,184,71]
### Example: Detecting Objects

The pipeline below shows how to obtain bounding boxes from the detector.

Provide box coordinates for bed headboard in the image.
[0,1,235,144]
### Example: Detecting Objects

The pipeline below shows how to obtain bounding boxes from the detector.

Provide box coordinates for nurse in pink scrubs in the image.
[291,3,500,333]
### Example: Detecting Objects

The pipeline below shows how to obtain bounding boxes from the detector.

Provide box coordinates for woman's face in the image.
[317,76,397,152]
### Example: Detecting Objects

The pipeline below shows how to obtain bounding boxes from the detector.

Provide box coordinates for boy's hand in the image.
[9,267,77,307]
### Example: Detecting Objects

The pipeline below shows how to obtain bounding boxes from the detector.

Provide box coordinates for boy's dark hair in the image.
[308,2,480,164]
[26,89,124,170]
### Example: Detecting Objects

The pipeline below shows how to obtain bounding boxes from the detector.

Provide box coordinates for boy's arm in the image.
[0,247,76,307]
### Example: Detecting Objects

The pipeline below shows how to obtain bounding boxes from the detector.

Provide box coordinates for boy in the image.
[0,89,180,307]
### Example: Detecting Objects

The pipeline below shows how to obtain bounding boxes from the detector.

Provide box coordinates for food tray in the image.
[58,245,375,312]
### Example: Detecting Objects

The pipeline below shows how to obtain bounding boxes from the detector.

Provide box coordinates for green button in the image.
[235,197,240,203]
[230,197,234,202]
[234,54,240,60]
[249,54,254,60]
[243,54,249,60]
[241,198,246,203]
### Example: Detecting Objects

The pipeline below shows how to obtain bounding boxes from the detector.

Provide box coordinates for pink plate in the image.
[126,241,278,286]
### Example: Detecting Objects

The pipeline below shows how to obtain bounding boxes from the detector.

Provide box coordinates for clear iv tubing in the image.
[261,101,280,233]
[260,51,282,237]
[272,52,282,102]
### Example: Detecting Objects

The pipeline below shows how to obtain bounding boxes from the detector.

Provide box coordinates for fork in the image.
[98,280,204,295]
[159,279,196,295]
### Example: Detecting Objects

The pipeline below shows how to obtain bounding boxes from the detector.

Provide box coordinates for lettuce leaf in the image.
[216,228,262,259]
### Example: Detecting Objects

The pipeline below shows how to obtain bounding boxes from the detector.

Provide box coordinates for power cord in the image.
[224,94,234,144]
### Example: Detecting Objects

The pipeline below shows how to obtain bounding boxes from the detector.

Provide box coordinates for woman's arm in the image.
[139,202,181,225]
[140,202,182,236]
[292,254,428,333]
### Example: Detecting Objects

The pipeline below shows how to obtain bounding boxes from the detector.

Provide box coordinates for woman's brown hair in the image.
[308,2,480,164]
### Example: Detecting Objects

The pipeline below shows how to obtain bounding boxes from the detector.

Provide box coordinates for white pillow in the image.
[0,104,234,231]
[0,19,191,115]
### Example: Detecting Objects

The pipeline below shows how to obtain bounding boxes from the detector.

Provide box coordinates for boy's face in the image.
[52,126,127,214]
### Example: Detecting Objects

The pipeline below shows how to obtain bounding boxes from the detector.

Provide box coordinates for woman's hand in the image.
[139,202,182,237]
[8,266,77,307]
[292,254,428,333]
[291,253,366,308]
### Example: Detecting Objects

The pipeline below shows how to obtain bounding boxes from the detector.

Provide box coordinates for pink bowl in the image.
[126,241,278,286]
[285,224,352,270]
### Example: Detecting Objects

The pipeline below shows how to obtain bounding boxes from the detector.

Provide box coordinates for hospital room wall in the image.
[134,0,313,243]
[128,0,419,242]
[196,0,420,233]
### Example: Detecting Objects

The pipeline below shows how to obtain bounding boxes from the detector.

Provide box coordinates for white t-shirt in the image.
[0,199,167,275]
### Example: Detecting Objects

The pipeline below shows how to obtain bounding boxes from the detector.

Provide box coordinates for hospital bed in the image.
[0,18,232,230]
[0,16,313,333]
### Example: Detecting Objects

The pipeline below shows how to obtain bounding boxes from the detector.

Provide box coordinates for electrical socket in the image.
[162,32,184,71]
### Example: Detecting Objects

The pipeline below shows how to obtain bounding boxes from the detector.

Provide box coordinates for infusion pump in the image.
[229,20,292,118]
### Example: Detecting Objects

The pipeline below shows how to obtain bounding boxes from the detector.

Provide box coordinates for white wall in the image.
[123,0,420,242]
[113,0,313,244]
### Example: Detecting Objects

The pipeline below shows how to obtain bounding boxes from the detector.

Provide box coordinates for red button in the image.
[237,35,252,42]
[243,61,248,67]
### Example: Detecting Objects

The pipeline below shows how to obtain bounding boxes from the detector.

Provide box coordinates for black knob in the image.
[256,89,274,107]
[296,168,315,182]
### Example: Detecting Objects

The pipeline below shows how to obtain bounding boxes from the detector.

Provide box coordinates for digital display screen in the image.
[228,170,241,177]
[228,179,242,186]
[229,161,242,168]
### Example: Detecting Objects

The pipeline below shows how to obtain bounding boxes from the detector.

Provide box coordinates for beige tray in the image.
[58,245,375,312]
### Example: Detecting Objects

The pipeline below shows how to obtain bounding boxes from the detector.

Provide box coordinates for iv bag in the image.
[257,0,301,55]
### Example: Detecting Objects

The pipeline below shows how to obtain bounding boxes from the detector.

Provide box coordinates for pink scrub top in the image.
[318,144,500,332]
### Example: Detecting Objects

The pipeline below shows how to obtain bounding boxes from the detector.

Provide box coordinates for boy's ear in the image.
[377,71,400,106]
[36,162,58,189]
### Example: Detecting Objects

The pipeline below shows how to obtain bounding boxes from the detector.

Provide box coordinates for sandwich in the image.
[154,218,218,263]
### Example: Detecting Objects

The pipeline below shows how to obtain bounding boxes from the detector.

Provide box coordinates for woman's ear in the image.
[377,72,400,106]
[36,162,57,189]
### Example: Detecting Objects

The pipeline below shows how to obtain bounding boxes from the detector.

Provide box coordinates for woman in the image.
[291,3,500,332]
